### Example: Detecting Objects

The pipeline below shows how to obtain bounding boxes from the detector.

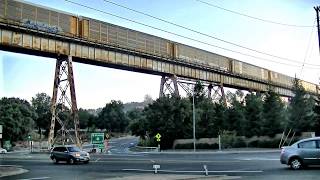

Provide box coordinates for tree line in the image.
[0,78,319,149]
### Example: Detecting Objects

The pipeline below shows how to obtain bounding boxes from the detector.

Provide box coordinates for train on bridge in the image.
[0,0,318,94]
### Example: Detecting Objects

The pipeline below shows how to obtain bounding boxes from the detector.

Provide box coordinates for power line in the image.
[101,0,320,67]
[195,0,313,28]
[64,0,320,69]
[300,19,316,78]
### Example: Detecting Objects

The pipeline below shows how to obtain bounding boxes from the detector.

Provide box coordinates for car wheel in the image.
[68,157,75,165]
[290,158,303,170]
[52,157,59,164]
[84,160,89,164]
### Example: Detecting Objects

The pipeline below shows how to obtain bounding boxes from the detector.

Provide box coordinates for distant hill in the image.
[86,95,154,114]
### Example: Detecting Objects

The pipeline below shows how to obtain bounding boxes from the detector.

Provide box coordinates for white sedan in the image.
[0,148,7,154]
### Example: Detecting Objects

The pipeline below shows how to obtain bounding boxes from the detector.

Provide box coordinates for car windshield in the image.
[67,147,81,152]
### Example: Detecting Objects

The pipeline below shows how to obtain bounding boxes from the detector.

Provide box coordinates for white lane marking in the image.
[237,158,279,161]
[150,160,156,163]
[122,169,263,173]
[0,165,22,167]
[95,158,101,162]
[18,177,51,180]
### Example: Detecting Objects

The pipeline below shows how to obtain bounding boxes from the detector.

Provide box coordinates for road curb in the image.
[143,149,281,155]
[0,165,29,178]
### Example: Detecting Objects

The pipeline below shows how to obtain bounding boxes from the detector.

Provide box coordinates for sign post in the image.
[91,133,104,153]
[155,133,161,152]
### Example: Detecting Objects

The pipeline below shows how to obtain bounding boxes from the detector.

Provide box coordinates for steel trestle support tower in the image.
[48,55,81,149]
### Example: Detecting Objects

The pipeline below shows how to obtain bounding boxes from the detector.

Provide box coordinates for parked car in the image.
[82,144,99,153]
[280,137,320,170]
[0,148,7,154]
[50,145,90,164]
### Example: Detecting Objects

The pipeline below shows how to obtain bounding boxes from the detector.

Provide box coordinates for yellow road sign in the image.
[155,133,161,141]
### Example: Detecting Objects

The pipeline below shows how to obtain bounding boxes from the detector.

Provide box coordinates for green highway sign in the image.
[91,133,104,144]
[98,144,105,149]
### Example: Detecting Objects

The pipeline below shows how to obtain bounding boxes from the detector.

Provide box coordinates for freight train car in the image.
[301,80,318,94]
[79,17,173,58]
[0,0,78,37]
[1,0,318,95]
[232,60,269,81]
[174,43,230,71]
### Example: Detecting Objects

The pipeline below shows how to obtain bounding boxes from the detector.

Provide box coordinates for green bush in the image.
[232,137,247,148]
[138,138,157,147]
[175,143,194,149]
[248,140,259,147]
[174,143,219,149]
[197,143,219,149]
[248,139,281,148]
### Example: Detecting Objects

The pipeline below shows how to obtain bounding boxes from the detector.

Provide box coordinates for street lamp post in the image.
[192,91,196,152]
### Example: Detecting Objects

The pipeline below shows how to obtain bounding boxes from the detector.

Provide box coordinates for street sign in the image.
[105,133,110,139]
[98,144,105,149]
[0,125,2,133]
[155,133,161,142]
[91,133,104,144]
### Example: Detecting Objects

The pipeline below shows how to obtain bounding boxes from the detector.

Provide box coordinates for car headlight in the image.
[75,153,80,157]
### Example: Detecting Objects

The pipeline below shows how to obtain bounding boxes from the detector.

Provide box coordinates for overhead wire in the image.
[64,0,320,70]
[195,0,313,28]
[299,19,316,78]
[101,0,319,67]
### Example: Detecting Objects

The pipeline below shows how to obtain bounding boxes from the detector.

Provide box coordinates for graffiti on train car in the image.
[22,19,61,34]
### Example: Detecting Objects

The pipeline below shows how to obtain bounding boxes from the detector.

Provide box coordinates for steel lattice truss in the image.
[48,56,80,149]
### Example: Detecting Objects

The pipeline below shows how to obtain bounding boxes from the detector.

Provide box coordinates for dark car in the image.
[50,145,90,164]
[280,137,320,170]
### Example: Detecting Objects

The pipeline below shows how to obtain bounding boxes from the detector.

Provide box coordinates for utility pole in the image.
[315,6,320,54]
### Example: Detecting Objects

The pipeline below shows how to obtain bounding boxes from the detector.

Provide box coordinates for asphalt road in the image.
[1,138,320,179]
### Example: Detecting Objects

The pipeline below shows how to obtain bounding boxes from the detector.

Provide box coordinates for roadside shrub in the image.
[174,143,219,149]
[220,131,237,149]
[248,140,259,147]
[232,137,246,148]
[138,138,156,147]
[196,143,219,149]
[175,143,194,149]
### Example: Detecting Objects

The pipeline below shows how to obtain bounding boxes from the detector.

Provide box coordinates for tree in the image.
[191,81,206,104]
[314,95,320,136]
[97,100,128,133]
[0,97,36,142]
[128,109,147,138]
[287,78,315,133]
[31,93,51,136]
[142,96,192,149]
[226,90,246,135]
[244,93,263,137]
[213,102,228,133]
[196,98,217,138]
[262,89,286,137]
[78,108,96,129]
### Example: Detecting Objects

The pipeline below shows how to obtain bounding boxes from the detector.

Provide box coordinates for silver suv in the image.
[280,137,320,170]
[50,145,90,164]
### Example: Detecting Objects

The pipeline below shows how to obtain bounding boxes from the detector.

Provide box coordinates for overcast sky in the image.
[1,0,320,108]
